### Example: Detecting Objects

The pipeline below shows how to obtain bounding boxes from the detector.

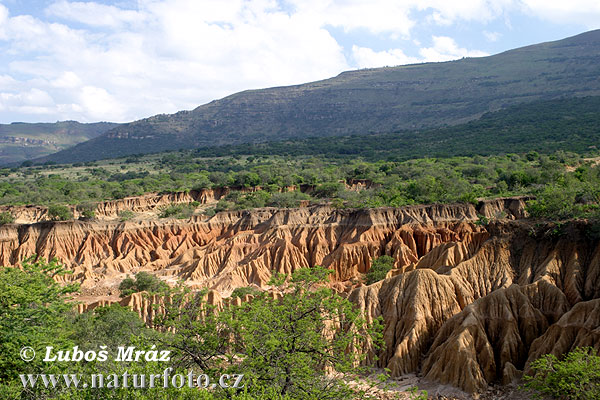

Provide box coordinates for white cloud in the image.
[520,0,600,29]
[0,0,597,123]
[0,88,55,116]
[419,36,489,62]
[352,45,420,68]
[353,34,489,69]
[483,31,501,42]
[46,1,145,28]
[0,1,350,122]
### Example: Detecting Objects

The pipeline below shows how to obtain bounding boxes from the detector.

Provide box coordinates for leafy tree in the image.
[47,204,72,221]
[230,286,261,299]
[0,211,14,225]
[151,286,230,376]
[522,347,600,399]
[226,266,381,399]
[118,210,135,221]
[0,257,79,381]
[365,256,395,285]
[159,204,196,219]
[118,272,168,297]
[267,191,311,208]
[76,202,96,220]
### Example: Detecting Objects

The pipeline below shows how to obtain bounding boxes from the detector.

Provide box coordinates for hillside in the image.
[0,121,119,164]
[191,96,600,160]
[40,29,600,163]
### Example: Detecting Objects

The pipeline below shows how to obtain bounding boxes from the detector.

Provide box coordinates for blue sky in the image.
[0,0,598,124]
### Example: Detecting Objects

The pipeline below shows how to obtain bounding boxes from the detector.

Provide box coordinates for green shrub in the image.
[366,255,395,285]
[230,286,261,299]
[313,182,345,198]
[118,210,135,221]
[47,204,72,221]
[203,207,216,217]
[522,347,600,399]
[159,204,196,219]
[267,191,311,208]
[119,271,168,297]
[76,202,96,219]
[215,199,234,212]
[0,211,14,225]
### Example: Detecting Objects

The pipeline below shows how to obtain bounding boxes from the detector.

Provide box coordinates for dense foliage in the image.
[1,260,386,400]
[118,272,169,297]
[365,256,395,285]
[523,347,600,399]
[1,149,596,220]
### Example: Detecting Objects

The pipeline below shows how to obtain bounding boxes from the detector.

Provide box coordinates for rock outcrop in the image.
[3,198,597,395]
[0,203,490,296]
[349,219,600,393]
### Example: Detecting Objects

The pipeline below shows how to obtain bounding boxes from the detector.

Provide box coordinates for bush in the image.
[0,211,14,225]
[366,255,395,285]
[47,204,72,221]
[118,210,135,221]
[203,207,216,217]
[159,204,196,219]
[230,286,261,299]
[313,182,345,198]
[267,191,311,208]
[76,202,96,219]
[522,347,600,399]
[119,271,168,297]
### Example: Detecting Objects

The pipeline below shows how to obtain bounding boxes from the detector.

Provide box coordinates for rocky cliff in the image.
[1,198,597,395]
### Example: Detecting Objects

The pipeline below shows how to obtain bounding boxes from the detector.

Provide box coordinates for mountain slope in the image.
[190,96,600,159]
[0,121,119,164]
[44,29,600,163]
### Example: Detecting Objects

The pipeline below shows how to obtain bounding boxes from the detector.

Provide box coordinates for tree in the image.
[47,204,72,221]
[0,257,79,381]
[522,347,600,399]
[118,272,168,297]
[226,266,381,399]
[365,256,395,285]
[0,211,14,225]
[151,286,231,376]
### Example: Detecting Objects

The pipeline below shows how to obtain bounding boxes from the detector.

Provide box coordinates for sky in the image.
[0,0,599,124]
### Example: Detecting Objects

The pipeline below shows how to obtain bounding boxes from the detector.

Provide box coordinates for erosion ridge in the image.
[2,198,598,394]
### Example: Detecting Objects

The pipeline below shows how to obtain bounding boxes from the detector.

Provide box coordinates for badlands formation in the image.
[0,192,598,395]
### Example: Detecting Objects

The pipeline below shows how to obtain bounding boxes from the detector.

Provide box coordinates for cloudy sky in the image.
[0,0,598,124]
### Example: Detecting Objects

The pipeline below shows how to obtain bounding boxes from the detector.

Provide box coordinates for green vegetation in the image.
[47,204,72,221]
[366,256,395,285]
[522,347,600,399]
[154,266,381,399]
[1,259,387,399]
[0,257,79,382]
[3,145,600,222]
[159,203,197,219]
[230,286,261,299]
[191,97,600,161]
[118,271,169,297]
[118,210,135,221]
[0,211,14,225]
[76,202,96,219]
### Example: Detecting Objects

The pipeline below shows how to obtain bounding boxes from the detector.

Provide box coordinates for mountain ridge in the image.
[0,121,119,164]
[39,29,600,163]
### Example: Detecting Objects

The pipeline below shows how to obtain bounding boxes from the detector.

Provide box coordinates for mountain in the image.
[0,121,119,164]
[42,29,600,163]
[190,96,600,160]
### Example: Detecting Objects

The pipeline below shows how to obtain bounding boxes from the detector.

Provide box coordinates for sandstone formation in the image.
[1,196,598,395]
